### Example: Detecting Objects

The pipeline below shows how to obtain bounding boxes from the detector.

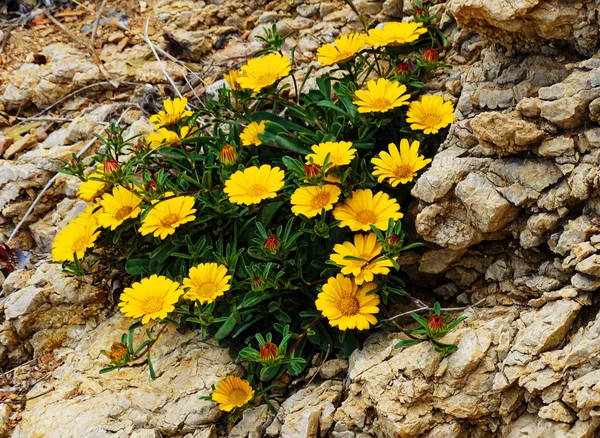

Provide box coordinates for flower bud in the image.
[145,181,157,191]
[387,234,401,244]
[219,144,238,166]
[427,315,445,333]
[264,234,280,253]
[396,62,410,73]
[103,159,119,174]
[413,6,430,22]
[422,49,439,64]
[305,163,321,178]
[102,342,129,363]
[259,342,279,361]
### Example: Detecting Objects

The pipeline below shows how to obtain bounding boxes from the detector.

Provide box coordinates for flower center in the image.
[161,113,182,126]
[310,192,332,210]
[229,388,249,405]
[195,281,219,299]
[160,213,180,228]
[72,236,88,252]
[141,295,165,315]
[370,98,392,110]
[423,112,443,128]
[115,206,134,221]
[248,184,268,197]
[338,296,360,316]
[356,209,378,225]
[393,164,415,179]
[256,72,279,87]
[351,253,371,269]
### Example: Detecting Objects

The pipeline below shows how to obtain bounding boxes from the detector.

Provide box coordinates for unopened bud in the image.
[422,49,439,64]
[220,144,238,166]
[103,159,119,174]
[305,163,321,178]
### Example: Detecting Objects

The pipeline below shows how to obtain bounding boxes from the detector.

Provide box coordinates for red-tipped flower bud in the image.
[414,7,428,18]
[422,49,439,63]
[397,62,410,73]
[428,315,445,332]
[103,159,119,174]
[259,342,279,361]
[220,144,238,166]
[305,163,321,178]
[387,234,401,244]
[264,235,280,252]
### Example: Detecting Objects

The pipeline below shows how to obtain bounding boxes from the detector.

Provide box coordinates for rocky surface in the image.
[3,0,600,436]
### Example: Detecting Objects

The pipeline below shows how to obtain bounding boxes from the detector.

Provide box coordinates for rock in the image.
[575,255,600,277]
[455,172,520,233]
[229,405,274,438]
[538,136,575,157]
[538,401,575,423]
[0,136,13,156]
[470,111,545,156]
[319,358,349,379]
[0,403,12,438]
[3,134,37,160]
[571,273,600,291]
[419,248,467,274]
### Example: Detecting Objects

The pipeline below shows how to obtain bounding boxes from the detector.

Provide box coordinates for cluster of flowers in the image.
[52,14,456,414]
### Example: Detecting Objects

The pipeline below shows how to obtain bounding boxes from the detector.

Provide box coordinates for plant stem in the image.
[286,318,323,358]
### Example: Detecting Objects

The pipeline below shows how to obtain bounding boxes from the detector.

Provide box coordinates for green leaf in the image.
[215,313,237,341]
[433,302,441,315]
[125,259,150,275]
[148,353,157,380]
[395,339,422,349]
[410,312,430,330]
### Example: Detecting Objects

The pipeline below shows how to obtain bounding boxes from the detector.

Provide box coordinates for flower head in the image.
[139,195,197,239]
[306,141,356,168]
[240,121,267,146]
[317,33,366,66]
[353,79,410,113]
[102,342,129,364]
[219,144,238,166]
[290,185,341,218]
[183,263,231,305]
[97,185,143,230]
[103,159,119,174]
[305,163,321,178]
[406,95,455,134]
[330,233,393,284]
[237,53,291,92]
[224,165,285,206]
[316,274,380,330]
[212,376,254,412]
[149,97,193,130]
[146,126,196,149]
[52,214,100,262]
[397,62,410,73]
[366,21,427,47]
[371,139,432,186]
[333,189,403,231]
[77,164,108,202]
[118,274,183,324]
[224,69,243,90]
[259,342,279,361]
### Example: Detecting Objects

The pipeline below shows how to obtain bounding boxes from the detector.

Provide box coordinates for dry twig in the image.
[91,0,109,48]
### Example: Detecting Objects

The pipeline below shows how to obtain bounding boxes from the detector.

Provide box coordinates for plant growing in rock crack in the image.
[53,2,465,418]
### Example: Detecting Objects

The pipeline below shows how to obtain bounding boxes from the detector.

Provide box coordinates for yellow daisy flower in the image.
[51,214,100,262]
[237,53,292,92]
[212,376,255,412]
[224,69,243,90]
[290,185,342,218]
[146,126,197,149]
[330,233,393,284]
[183,262,231,304]
[315,274,380,330]
[366,21,427,47]
[333,188,403,231]
[79,203,102,224]
[240,121,267,146]
[305,141,356,168]
[149,97,193,130]
[317,33,367,66]
[118,274,183,324]
[353,79,411,113]
[371,139,432,186]
[406,95,455,134]
[139,195,197,239]
[97,185,143,230]
[77,164,108,202]
[224,165,285,206]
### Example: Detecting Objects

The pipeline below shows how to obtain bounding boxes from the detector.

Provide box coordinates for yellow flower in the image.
[353,78,411,113]
[183,263,231,304]
[97,185,143,230]
[406,95,455,134]
[317,33,366,66]
[51,214,100,262]
[139,195,197,239]
[240,121,267,146]
[212,376,254,412]
[146,126,196,149]
[237,53,292,92]
[224,165,285,206]
[305,141,356,169]
[118,274,183,324]
[333,188,403,231]
[371,139,432,186]
[77,164,108,202]
[290,185,342,218]
[366,21,427,47]
[315,274,380,330]
[149,97,193,130]
[330,233,393,284]
[224,69,243,90]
